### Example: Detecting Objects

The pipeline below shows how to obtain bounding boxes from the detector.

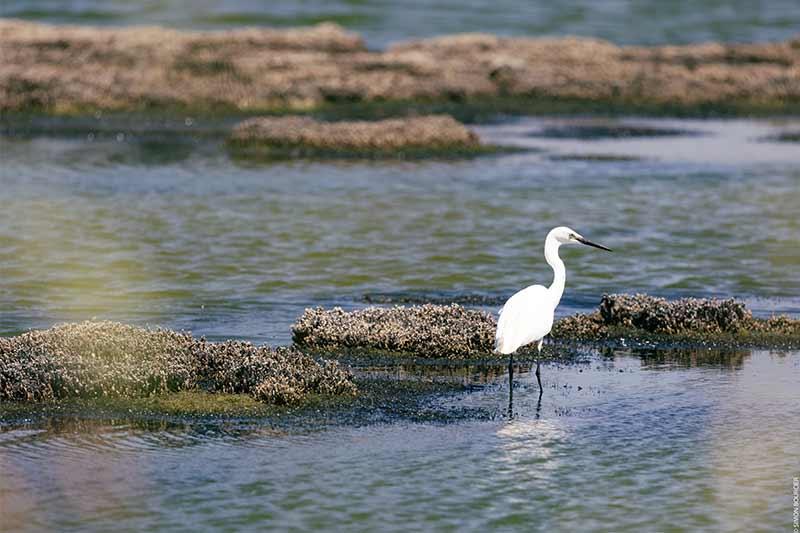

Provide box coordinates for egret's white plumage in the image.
[495,226,611,393]
[495,284,554,355]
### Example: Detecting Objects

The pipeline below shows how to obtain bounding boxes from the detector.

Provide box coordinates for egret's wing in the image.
[495,285,554,354]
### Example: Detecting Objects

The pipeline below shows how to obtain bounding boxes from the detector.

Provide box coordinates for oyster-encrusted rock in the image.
[0,321,356,404]
[294,295,800,356]
[293,304,496,358]
[2,19,797,114]
[229,115,481,156]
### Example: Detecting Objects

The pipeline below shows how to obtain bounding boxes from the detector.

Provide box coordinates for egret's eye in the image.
[569,233,576,240]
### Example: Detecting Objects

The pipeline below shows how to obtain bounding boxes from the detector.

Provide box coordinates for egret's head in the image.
[549,226,612,251]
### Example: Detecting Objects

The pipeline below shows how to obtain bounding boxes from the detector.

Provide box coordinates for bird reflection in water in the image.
[507,361,542,419]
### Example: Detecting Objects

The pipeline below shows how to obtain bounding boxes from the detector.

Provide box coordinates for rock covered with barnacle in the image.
[228,115,483,158]
[553,294,800,342]
[0,321,356,404]
[293,295,800,356]
[2,19,799,114]
[293,304,496,358]
[597,293,751,334]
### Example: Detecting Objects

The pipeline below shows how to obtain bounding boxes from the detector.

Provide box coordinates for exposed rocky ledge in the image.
[0,321,356,404]
[551,294,800,344]
[293,304,496,358]
[292,295,800,357]
[2,18,798,115]
[228,115,492,158]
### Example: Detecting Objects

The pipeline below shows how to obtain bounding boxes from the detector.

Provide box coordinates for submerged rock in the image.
[528,124,699,139]
[293,295,800,357]
[292,304,496,358]
[762,131,800,142]
[546,153,643,162]
[361,291,506,306]
[2,19,798,115]
[0,321,356,404]
[228,115,484,158]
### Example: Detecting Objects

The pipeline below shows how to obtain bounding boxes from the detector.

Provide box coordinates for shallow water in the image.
[2,116,799,343]
[2,115,800,532]
[2,7,800,525]
[2,350,799,531]
[3,0,799,47]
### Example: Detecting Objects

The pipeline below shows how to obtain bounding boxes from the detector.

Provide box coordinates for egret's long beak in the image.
[576,236,612,251]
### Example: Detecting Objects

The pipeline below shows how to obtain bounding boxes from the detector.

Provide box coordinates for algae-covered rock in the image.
[228,115,484,158]
[388,34,800,112]
[0,321,198,401]
[598,294,751,334]
[552,294,800,345]
[0,321,356,404]
[0,19,364,113]
[193,339,357,404]
[2,19,798,115]
[293,304,496,358]
[293,295,800,357]
[732,313,800,338]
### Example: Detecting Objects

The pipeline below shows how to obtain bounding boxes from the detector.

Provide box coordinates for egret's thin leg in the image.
[508,355,514,419]
[535,340,543,393]
[535,361,542,392]
[508,353,514,387]
[535,390,542,418]
[507,353,514,418]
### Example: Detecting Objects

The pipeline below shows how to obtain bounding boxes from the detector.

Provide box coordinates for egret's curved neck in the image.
[544,236,565,306]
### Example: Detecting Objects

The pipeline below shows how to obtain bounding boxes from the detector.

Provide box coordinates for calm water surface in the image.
[1,115,799,531]
[1,351,799,531]
[2,24,800,526]
[1,117,799,343]
[2,0,799,47]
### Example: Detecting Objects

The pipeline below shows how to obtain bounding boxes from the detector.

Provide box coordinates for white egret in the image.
[495,226,611,394]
